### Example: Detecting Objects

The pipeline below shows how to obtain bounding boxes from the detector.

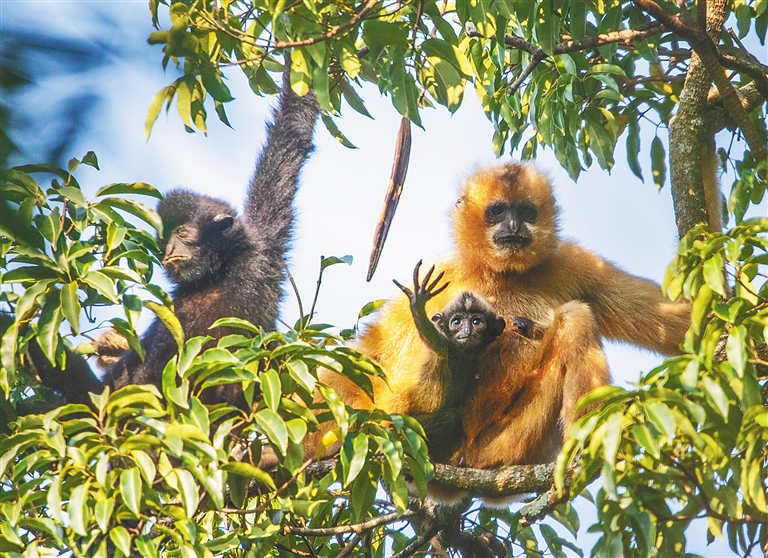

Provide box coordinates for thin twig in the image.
[507,49,548,96]
[274,0,380,49]
[285,267,305,330]
[283,510,416,536]
[392,523,441,558]
[336,532,365,558]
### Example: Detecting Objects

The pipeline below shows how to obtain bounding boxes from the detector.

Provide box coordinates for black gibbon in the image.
[31,60,320,406]
[349,162,690,469]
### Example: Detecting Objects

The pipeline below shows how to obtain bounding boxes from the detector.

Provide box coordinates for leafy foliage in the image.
[558,160,768,556]
[146,0,766,181]
[1,0,767,556]
[0,154,168,410]
[0,326,433,556]
[0,156,433,556]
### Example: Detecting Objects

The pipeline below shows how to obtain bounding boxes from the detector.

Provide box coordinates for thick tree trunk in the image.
[668,0,726,238]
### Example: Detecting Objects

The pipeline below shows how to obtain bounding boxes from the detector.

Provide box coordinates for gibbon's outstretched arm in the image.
[564,243,691,356]
[246,57,320,252]
[393,261,451,355]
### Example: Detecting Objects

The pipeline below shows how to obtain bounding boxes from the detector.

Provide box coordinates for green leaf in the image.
[144,300,184,353]
[96,197,163,233]
[67,482,90,536]
[255,408,289,455]
[426,56,465,113]
[146,86,173,139]
[651,136,666,189]
[221,462,276,490]
[535,0,556,54]
[290,48,311,97]
[372,434,403,478]
[120,467,142,516]
[735,4,752,38]
[131,450,157,484]
[286,359,316,393]
[317,383,349,438]
[135,535,159,558]
[726,326,747,377]
[209,317,260,333]
[320,115,358,149]
[422,39,473,77]
[37,289,63,364]
[626,119,643,181]
[201,69,234,103]
[358,299,387,319]
[81,150,99,169]
[342,433,369,487]
[569,1,586,41]
[46,475,63,523]
[96,182,162,199]
[334,41,361,79]
[94,497,114,533]
[110,525,133,556]
[321,254,354,270]
[260,369,281,411]
[81,270,119,303]
[586,64,626,78]
[339,78,372,118]
[631,423,660,459]
[702,375,729,417]
[173,469,199,518]
[703,254,726,296]
[645,402,676,439]
[602,412,622,468]
[468,0,496,37]
[177,336,210,377]
[363,20,409,48]
[60,282,80,334]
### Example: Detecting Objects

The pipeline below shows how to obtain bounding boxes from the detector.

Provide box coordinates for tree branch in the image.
[719,50,768,101]
[633,0,767,167]
[273,0,380,49]
[305,457,560,499]
[506,47,547,96]
[502,23,666,96]
[556,22,664,52]
[431,462,557,498]
[703,82,766,135]
[282,510,415,536]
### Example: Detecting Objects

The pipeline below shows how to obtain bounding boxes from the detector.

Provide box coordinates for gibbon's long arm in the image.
[246,56,321,252]
[560,242,690,356]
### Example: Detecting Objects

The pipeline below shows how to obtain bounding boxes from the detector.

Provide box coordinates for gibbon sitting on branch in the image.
[321,162,690,472]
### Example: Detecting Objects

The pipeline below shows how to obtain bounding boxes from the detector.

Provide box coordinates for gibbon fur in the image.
[322,161,690,470]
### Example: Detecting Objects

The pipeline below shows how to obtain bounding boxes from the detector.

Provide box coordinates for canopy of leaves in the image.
[1,0,767,555]
[146,0,765,183]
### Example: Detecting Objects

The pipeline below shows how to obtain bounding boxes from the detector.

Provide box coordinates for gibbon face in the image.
[452,162,559,273]
[431,292,506,351]
[158,191,244,285]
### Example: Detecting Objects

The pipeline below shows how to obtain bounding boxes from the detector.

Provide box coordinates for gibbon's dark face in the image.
[453,163,559,273]
[432,292,506,351]
[157,190,244,285]
[447,311,491,350]
[485,200,538,252]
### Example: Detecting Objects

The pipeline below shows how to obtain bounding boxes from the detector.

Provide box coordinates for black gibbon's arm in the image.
[246,59,320,254]
[394,261,451,355]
